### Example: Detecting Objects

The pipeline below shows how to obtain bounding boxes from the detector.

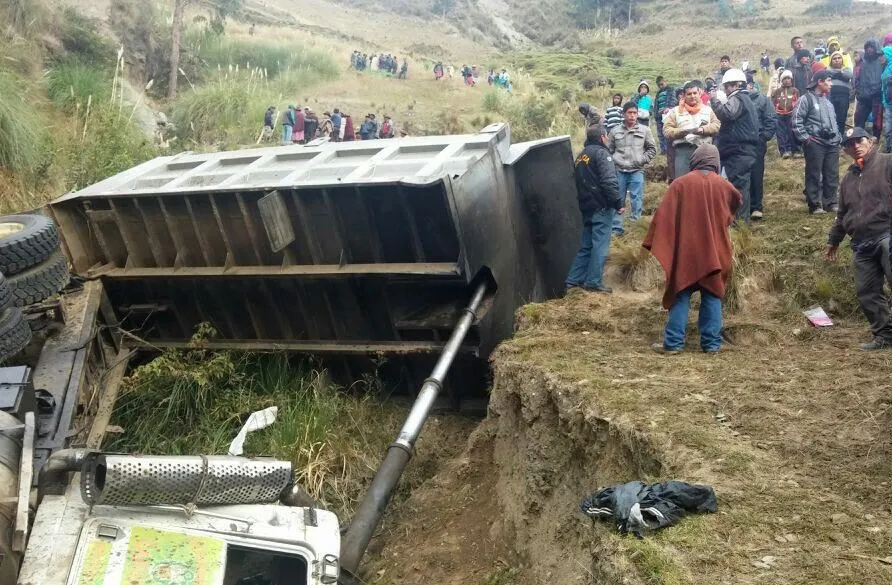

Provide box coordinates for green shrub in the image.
[58,103,156,191]
[45,61,111,113]
[0,73,49,176]
[482,90,504,113]
[53,7,116,66]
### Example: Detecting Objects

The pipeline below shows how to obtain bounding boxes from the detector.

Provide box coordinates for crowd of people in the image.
[567,32,892,355]
[261,105,400,143]
[431,62,513,91]
[350,51,409,79]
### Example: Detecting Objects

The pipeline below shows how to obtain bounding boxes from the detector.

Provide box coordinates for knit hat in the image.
[780,70,793,80]
[796,49,812,61]
[638,80,650,91]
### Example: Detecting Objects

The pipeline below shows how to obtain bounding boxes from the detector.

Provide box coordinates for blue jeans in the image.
[612,170,645,235]
[566,209,616,288]
[663,286,723,351]
[282,125,293,143]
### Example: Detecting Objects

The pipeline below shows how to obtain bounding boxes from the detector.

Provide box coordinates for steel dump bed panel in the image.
[48,125,579,391]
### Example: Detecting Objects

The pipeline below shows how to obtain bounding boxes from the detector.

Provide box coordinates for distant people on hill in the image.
[854,39,885,139]
[293,107,306,144]
[760,51,770,73]
[398,60,408,79]
[281,105,295,143]
[343,114,355,141]
[495,69,512,92]
[632,81,653,126]
[462,65,473,86]
[331,109,342,141]
[434,62,444,80]
[446,64,455,79]
[318,112,333,138]
[359,114,378,140]
[379,115,395,138]
[262,106,275,143]
[303,108,319,143]
[772,70,801,158]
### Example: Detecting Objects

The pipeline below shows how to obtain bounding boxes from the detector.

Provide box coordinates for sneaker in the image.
[793,152,804,159]
[651,343,683,354]
[702,347,722,354]
[750,210,763,220]
[824,205,838,213]
[860,338,892,351]
[782,152,791,159]
[583,285,613,294]
[811,208,826,215]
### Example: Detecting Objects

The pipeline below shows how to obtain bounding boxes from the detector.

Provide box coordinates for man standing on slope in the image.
[747,73,777,220]
[607,102,657,236]
[854,39,885,139]
[662,81,720,180]
[793,70,841,215]
[644,143,741,354]
[785,36,806,70]
[655,76,677,155]
[825,128,892,350]
[710,68,760,222]
[565,124,624,294]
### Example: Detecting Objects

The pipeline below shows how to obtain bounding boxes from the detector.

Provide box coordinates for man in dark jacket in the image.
[331,108,342,141]
[655,76,677,155]
[747,75,777,220]
[785,36,806,70]
[825,127,892,349]
[710,68,760,222]
[854,39,885,138]
[793,70,841,214]
[303,108,319,142]
[790,49,813,95]
[566,124,623,294]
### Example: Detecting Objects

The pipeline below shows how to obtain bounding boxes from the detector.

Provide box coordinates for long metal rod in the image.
[339,281,488,575]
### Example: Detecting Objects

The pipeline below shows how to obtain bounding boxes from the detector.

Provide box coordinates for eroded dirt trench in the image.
[366,289,892,585]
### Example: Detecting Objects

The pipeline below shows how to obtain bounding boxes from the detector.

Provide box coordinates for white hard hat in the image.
[721,68,747,85]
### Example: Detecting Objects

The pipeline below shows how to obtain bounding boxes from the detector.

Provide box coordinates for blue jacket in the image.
[882,46,892,106]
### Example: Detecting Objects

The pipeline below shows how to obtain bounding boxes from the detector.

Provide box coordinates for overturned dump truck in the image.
[47,123,579,407]
[0,124,579,584]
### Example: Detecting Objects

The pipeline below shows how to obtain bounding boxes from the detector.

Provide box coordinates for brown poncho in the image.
[643,144,742,309]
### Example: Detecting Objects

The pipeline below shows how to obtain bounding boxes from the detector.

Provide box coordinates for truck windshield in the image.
[223,545,309,585]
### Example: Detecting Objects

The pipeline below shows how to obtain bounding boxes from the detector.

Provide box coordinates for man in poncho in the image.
[643,143,742,354]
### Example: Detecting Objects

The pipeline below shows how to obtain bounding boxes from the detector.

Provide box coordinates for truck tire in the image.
[0,308,31,362]
[0,274,12,312]
[0,214,60,275]
[7,251,70,307]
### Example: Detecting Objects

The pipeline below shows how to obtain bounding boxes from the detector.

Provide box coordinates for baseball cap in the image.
[842,127,871,145]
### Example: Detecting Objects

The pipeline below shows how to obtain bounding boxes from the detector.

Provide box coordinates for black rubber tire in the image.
[0,274,12,312]
[7,251,70,307]
[0,214,60,275]
[0,308,31,362]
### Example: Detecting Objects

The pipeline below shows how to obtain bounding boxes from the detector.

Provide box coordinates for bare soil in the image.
[365,168,892,584]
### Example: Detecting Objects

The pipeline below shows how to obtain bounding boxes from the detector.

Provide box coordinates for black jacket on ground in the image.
[749,90,777,144]
[711,90,760,156]
[828,150,892,246]
[581,480,718,537]
[574,141,622,214]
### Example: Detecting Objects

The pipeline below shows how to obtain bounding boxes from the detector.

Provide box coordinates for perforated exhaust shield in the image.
[80,453,293,506]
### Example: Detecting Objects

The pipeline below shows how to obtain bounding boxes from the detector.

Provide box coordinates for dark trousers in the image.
[830,93,850,137]
[854,95,884,137]
[853,237,892,341]
[776,114,800,154]
[749,142,767,213]
[802,141,839,211]
[657,120,668,154]
[721,151,755,222]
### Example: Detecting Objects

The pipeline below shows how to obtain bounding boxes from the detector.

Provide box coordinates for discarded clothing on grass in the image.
[580,480,717,537]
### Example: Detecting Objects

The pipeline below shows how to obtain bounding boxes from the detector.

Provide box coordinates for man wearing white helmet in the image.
[709,68,760,221]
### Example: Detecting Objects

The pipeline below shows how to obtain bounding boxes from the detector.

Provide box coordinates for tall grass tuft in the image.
[106,326,405,517]
[0,72,48,176]
[45,61,110,112]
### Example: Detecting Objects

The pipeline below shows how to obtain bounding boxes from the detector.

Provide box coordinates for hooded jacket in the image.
[574,139,622,214]
[828,149,892,246]
[881,45,892,106]
[856,40,885,98]
[792,89,841,147]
